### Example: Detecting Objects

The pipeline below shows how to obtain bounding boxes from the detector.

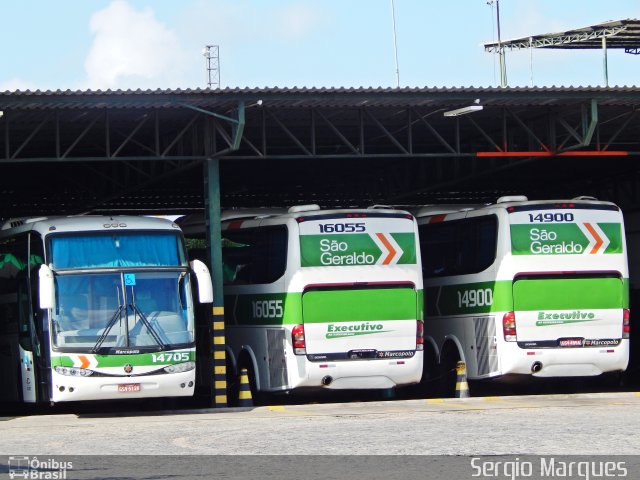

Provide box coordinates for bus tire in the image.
[439,347,460,398]
[225,360,239,408]
[420,346,439,396]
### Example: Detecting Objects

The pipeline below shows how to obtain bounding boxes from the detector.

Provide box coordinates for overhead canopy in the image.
[2,86,640,219]
[484,18,640,53]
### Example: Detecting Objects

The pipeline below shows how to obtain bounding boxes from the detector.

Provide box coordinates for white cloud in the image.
[84,0,188,90]
[0,78,39,92]
[278,4,325,39]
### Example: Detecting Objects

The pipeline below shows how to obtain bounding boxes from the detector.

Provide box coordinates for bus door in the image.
[18,278,37,403]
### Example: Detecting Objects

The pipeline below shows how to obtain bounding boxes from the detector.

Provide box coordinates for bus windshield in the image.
[51,271,194,352]
[49,232,186,269]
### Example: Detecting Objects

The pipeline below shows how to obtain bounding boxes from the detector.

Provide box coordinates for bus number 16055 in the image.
[319,223,366,233]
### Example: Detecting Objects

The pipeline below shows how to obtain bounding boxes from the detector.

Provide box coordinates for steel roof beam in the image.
[484,26,629,52]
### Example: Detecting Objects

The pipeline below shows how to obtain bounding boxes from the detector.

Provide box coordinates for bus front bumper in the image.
[50,369,195,402]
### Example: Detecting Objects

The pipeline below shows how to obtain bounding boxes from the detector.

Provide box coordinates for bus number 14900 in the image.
[528,213,574,222]
[457,288,493,308]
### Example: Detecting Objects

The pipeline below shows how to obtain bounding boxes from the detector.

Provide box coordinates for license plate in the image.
[558,338,583,347]
[118,383,141,393]
[348,349,377,359]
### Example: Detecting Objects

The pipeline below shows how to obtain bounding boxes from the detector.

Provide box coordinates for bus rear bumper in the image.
[500,340,629,378]
[293,351,423,390]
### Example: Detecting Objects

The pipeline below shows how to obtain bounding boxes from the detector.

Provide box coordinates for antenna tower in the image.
[203,45,220,89]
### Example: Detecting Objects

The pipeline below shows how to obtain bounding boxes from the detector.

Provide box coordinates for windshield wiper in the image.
[129,288,168,349]
[92,285,126,353]
[91,304,125,353]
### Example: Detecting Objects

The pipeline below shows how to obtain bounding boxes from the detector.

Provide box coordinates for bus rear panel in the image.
[222,208,424,394]
[418,197,629,388]
[501,202,629,377]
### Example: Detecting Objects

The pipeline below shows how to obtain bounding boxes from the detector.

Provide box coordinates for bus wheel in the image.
[225,361,239,408]
[439,350,460,398]
[420,346,439,397]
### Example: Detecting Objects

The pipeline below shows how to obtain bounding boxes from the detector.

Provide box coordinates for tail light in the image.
[503,311,517,341]
[292,324,306,355]
[623,308,630,339]
[416,320,424,351]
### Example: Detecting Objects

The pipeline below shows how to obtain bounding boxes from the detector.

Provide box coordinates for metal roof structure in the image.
[2,86,640,220]
[484,19,640,87]
[483,18,640,52]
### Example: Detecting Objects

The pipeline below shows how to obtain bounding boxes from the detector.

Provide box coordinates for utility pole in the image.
[487,1,507,87]
[390,0,400,87]
[495,0,507,87]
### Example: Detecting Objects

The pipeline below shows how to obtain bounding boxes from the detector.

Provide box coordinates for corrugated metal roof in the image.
[2,85,640,111]
[1,86,640,218]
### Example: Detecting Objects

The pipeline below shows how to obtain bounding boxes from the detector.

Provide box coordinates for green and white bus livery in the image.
[188,205,424,397]
[415,196,629,392]
[0,215,212,404]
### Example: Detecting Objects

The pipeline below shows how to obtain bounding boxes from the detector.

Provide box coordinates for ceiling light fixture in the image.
[443,105,483,117]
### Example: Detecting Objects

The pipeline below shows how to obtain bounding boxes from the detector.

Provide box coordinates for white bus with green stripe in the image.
[186,205,424,399]
[415,196,629,394]
[0,215,212,404]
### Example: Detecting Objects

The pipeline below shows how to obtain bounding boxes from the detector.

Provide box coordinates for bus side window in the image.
[419,215,498,278]
[0,236,31,350]
[420,222,459,278]
[222,226,287,285]
[472,216,498,272]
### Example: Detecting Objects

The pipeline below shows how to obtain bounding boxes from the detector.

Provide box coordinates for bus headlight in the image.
[54,366,93,377]
[163,361,196,374]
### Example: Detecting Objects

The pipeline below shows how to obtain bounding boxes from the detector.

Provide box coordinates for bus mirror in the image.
[190,259,213,303]
[39,264,54,309]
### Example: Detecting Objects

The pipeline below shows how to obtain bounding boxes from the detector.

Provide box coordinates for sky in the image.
[1,0,639,92]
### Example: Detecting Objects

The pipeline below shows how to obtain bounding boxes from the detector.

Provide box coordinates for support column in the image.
[205,158,227,407]
[602,36,609,87]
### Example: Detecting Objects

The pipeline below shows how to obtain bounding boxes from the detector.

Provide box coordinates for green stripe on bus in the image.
[52,349,195,368]
[302,288,417,324]
[226,288,422,326]
[225,293,300,326]
[513,277,624,310]
[425,278,628,316]
[425,281,513,316]
[417,288,424,321]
